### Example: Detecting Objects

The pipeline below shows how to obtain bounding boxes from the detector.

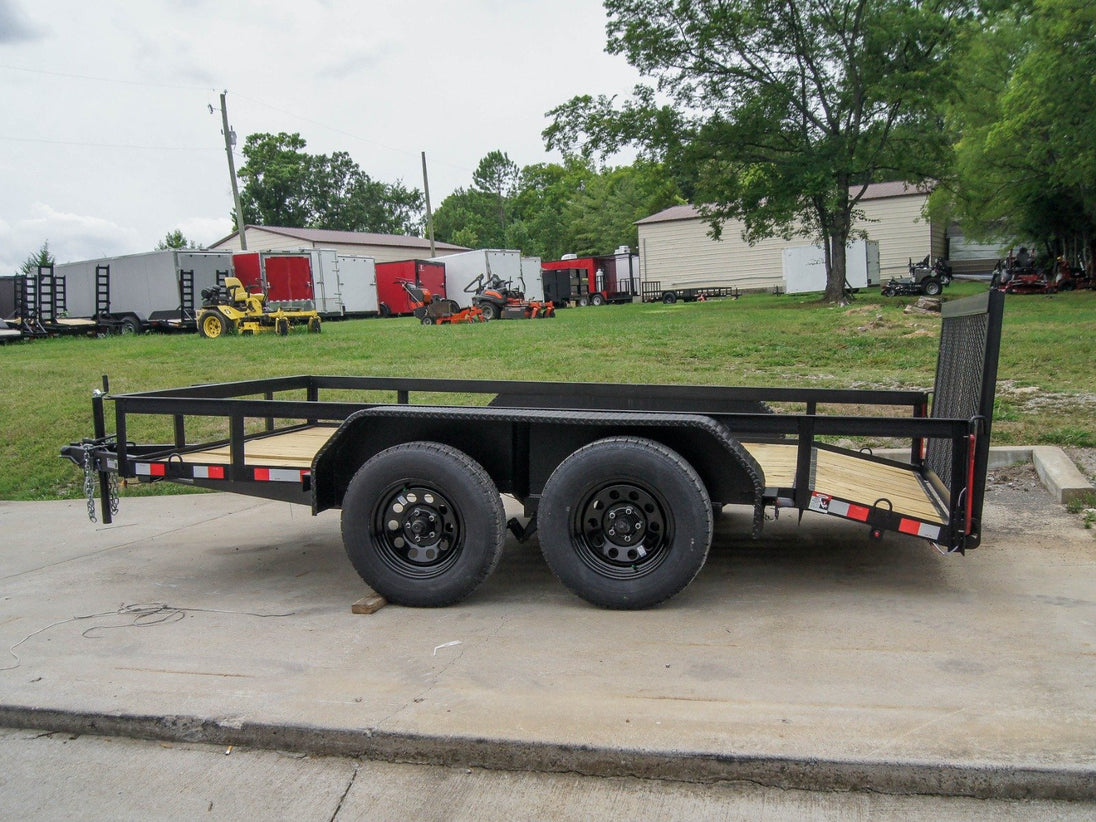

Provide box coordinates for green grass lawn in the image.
[2,281,1094,501]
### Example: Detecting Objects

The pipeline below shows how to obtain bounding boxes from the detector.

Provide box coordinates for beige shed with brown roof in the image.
[636,182,948,292]
[210,226,468,263]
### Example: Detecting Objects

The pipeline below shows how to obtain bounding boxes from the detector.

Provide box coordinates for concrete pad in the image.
[0,484,1094,800]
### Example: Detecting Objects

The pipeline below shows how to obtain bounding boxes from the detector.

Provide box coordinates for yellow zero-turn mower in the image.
[196,277,322,338]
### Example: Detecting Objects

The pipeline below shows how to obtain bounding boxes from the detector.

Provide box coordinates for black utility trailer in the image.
[64,292,1004,610]
[651,284,742,304]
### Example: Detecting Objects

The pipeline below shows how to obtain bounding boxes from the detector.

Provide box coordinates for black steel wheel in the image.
[923,278,942,296]
[341,442,506,607]
[538,437,712,609]
[662,292,677,304]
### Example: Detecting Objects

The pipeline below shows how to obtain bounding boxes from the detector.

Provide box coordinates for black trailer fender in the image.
[312,406,767,535]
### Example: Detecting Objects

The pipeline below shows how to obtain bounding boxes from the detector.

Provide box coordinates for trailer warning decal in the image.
[809,493,869,522]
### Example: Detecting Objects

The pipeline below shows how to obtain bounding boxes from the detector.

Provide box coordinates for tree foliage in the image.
[236,132,425,235]
[19,241,54,276]
[156,230,195,250]
[432,151,682,259]
[545,0,971,301]
[931,0,1096,264]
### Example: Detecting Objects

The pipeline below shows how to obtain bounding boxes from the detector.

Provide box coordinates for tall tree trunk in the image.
[825,214,851,303]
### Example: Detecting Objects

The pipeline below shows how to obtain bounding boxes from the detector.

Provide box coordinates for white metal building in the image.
[210,226,467,263]
[636,182,953,292]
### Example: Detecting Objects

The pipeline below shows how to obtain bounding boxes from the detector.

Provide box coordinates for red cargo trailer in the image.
[375,260,446,316]
[542,253,640,306]
[232,252,314,306]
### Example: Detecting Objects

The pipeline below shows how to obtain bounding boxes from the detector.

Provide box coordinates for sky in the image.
[0,0,643,272]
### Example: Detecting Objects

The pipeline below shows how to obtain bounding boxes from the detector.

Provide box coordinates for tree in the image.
[472,150,520,238]
[545,0,971,302]
[156,230,195,250]
[237,132,315,227]
[19,241,54,276]
[932,0,1096,265]
[236,132,425,235]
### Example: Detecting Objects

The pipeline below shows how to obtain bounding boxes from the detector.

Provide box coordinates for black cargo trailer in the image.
[64,292,1004,610]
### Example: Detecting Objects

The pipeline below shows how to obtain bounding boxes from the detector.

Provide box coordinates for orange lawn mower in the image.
[466,273,556,320]
[399,281,485,325]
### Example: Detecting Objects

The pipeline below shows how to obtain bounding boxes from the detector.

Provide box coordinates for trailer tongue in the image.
[63,291,1004,609]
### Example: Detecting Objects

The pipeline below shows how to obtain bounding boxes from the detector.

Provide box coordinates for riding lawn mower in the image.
[465,273,555,320]
[197,277,321,338]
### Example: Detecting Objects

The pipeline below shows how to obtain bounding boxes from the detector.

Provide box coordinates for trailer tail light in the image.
[965,433,977,534]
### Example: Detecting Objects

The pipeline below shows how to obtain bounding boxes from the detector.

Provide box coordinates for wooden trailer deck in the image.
[173,424,945,525]
[742,442,945,524]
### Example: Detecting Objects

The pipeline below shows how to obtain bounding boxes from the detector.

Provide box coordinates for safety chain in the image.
[82,439,119,523]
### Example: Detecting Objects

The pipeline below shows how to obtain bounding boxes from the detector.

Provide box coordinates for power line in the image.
[0,135,216,152]
[0,62,211,92]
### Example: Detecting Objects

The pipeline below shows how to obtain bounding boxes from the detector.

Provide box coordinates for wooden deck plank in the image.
[179,425,338,468]
[744,442,944,524]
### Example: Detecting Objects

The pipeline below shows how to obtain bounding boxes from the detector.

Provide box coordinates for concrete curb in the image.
[878,445,1092,505]
[1,705,1093,802]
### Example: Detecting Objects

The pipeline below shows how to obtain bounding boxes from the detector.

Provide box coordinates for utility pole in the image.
[213,91,248,250]
[421,151,435,258]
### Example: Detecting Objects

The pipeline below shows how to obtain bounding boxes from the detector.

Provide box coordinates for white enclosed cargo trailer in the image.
[434,249,525,307]
[333,254,379,316]
[55,250,234,331]
[521,256,544,302]
[782,240,880,294]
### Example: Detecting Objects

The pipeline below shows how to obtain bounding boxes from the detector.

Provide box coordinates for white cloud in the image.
[0,204,142,272]
[174,216,236,248]
[0,0,42,44]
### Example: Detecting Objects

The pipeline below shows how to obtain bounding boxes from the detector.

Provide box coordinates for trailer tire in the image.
[590,293,605,306]
[538,437,712,609]
[119,316,140,336]
[341,442,506,607]
[662,292,677,305]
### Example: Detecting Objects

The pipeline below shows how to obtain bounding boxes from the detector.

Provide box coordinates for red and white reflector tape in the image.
[254,467,309,483]
[192,465,225,480]
[134,462,166,477]
[898,518,942,540]
[810,492,941,541]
